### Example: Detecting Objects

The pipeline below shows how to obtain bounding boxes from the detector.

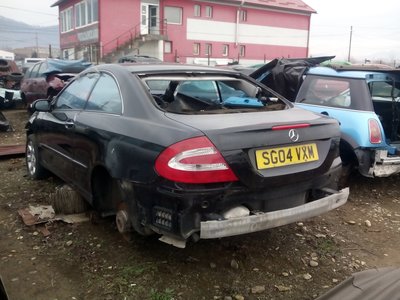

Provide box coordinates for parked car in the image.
[21,58,91,106]
[316,267,400,300]
[118,55,161,63]
[0,59,23,109]
[26,63,348,247]
[294,66,400,178]
[251,58,400,178]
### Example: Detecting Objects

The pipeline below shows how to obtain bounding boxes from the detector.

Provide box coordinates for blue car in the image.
[251,58,400,178]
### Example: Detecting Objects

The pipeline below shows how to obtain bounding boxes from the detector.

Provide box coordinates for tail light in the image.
[272,123,310,130]
[368,119,382,144]
[155,136,238,184]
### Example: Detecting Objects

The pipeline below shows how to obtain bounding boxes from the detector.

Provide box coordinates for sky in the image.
[305,0,400,63]
[0,0,58,27]
[0,0,399,63]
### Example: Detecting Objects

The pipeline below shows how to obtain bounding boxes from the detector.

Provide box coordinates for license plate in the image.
[255,143,319,170]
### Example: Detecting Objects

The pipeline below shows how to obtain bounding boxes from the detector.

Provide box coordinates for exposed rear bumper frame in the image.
[200,187,349,239]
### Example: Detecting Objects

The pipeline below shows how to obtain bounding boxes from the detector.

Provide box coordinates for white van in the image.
[22,58,46,73]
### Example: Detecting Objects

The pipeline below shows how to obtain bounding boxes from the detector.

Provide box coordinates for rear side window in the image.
[55,73,99,110]
[38,62,48,77]
[369,81,400,99]
[29,63,41,78]
[297,75,374,111]
[86,73,122,114]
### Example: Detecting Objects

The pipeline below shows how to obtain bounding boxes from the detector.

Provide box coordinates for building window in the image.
[239,10,247,22]
[205,43,212,56]
[239,45,246,57]
[205,6,213,18]
[193,43,200,55]
[194,4,201,17]
[61,7,73,32]
[222,44,229,56]
[75,0,98,28]
[87,0,98,23]
[165,41,172,54]
[165,6,182,25]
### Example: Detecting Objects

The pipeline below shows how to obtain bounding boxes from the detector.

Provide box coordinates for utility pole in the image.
[35,32,39,57]
[347,26,352,62]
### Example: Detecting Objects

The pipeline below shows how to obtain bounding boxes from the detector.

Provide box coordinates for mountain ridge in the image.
[0,15,59,50]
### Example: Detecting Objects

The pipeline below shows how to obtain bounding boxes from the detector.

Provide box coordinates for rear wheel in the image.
[92,173,153,240]
[26,135,47,179]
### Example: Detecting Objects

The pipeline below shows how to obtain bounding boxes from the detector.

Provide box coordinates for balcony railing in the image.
[101,18,167,58]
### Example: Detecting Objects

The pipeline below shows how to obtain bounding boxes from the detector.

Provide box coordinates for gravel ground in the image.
[1,109,399,300]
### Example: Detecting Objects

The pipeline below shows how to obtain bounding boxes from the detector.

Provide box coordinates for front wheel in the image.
[26,135,47,179]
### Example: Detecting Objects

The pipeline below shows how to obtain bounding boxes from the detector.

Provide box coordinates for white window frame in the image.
[61,7,73,32]
[205,6,213,18]
[205,43,212,56]
[194,4,201,17]
[165,6,183,25]
[239,45,246,57]
[239,10,247,22]
[75,0,98,28]
[193,43,200,55]
[222,44,229,56]
[164,41,172,54]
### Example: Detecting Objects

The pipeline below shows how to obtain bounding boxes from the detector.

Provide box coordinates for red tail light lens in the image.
[368,119,382,144]
[155,136,238,184]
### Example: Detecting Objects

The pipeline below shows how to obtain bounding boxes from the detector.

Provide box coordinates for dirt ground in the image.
[1,109,400,300]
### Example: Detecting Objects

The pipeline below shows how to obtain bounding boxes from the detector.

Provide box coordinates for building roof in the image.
[239,0,315,14]
[52,0,315,13]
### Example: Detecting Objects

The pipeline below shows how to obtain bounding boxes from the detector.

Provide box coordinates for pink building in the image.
[51,0,315,65]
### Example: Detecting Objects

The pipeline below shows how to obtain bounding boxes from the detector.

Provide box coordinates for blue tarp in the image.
[42,59,92,76]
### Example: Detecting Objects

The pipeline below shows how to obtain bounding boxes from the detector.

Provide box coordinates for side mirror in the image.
[30,99,50,113]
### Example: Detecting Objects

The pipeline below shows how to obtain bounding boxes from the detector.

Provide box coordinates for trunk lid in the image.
[165,107,340,187]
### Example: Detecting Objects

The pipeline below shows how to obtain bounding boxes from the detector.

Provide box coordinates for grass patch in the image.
[150,288,175,300]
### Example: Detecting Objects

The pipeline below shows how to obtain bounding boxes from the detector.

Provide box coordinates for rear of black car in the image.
[123,69,348,247]
[141,108,346,246]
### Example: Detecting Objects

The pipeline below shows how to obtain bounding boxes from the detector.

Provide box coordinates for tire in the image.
[26,135,47,179]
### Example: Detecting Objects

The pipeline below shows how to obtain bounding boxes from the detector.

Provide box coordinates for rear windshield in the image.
[296,75,374,111]
[140,75,288,114]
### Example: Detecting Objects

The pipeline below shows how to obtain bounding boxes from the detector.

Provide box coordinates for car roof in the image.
[91,63,241,75]
[307,66,400,80]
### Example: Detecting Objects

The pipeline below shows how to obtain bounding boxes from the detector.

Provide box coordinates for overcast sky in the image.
[305,0,400,63]
[0,0,399,63]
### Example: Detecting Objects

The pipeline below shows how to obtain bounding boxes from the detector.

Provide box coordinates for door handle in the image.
[320,111,329,116]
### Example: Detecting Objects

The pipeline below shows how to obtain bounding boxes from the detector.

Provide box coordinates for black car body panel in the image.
[26,63,348,247]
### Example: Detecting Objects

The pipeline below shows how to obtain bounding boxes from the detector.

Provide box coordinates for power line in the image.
[0,5,57,17]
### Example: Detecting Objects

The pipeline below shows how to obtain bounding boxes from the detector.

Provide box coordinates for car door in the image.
[37,73,99,184]
[72,72,123,195]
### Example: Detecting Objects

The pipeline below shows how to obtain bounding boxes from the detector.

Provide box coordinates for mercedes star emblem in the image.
[288,129,299,142]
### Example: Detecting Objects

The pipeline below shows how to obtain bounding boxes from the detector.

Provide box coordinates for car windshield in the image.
[141,75,287,114]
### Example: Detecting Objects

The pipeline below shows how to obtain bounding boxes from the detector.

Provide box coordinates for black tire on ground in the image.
[6,72,23,81]
[26,134,47,179]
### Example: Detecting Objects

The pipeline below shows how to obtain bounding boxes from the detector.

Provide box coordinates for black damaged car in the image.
[26,63,349,247]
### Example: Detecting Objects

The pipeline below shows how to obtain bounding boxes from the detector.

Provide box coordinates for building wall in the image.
[100,0,140,56]
[162,0,311,64]
[56,0,312,65]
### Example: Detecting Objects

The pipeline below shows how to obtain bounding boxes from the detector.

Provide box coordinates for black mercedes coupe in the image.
[26,63,348,247]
